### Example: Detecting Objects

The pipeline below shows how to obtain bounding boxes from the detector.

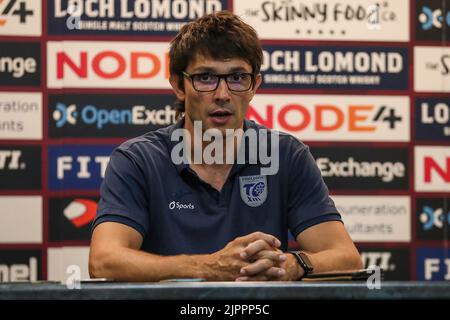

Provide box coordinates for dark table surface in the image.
[0,281,449,300]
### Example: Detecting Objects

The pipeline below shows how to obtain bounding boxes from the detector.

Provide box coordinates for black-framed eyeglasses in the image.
[182,71,255,92]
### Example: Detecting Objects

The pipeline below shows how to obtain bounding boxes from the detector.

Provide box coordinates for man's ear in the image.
[252,73,262,94]
[169,75,185,101]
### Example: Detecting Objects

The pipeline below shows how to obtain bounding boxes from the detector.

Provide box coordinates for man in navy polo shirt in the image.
[89,11,362,282]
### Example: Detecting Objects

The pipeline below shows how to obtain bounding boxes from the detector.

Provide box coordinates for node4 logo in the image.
[239,175,268,207]
[47,41,170,89]
[248,95,409,142]
[418,5,450,30]
[0,0,41,36]
[64,199,97,228]
[0,0,33,25]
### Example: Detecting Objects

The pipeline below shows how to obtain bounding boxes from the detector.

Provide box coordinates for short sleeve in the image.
[287,139,341,238]
[92,147,150,238]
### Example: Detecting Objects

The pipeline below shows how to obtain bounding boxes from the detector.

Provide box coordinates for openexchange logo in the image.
[53,103,175,129]
[420,206,450,231]
[317,157,405,182]
[419,6,450,30]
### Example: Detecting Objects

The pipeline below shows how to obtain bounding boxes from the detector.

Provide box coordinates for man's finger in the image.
[240,240,272,259]
[240,258,273,276]
[253,250,286,263]
[238,232,281,248]
[236,267,285,281]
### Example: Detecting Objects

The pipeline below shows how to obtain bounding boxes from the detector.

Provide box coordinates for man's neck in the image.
[184,117,244,169]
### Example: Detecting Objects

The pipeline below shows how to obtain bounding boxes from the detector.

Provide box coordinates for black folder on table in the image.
[301,268,383,281]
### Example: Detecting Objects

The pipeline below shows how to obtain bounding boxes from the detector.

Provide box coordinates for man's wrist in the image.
[286,253,305,280]
[288,251,313,280]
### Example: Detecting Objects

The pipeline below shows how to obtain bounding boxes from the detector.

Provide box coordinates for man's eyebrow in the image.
[191,67,216,73]
[191,66,251,73]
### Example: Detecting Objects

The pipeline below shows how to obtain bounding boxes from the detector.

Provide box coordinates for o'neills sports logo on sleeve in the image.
[311,147,409,190]
[47,41,171,88]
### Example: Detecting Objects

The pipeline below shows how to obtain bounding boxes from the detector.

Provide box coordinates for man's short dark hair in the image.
[169,10,263,118]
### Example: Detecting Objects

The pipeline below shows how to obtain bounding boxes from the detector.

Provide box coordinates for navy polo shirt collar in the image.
[165,118,260,176]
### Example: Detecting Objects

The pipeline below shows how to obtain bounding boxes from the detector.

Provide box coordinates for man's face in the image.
[170,54,261,133]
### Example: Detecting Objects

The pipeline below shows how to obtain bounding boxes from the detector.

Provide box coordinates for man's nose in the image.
[213,78,231,101]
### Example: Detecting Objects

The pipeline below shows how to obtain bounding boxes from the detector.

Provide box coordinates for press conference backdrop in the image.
[0,0,449,283]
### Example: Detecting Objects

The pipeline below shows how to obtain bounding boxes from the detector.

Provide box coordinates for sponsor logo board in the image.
[260,45,408,90]
[0,42,40,86]
[47,246,90,282]
[0,249,41,282]
[415,98,450,141]
[415,0,450,41]
[0,0,41,36]
[332,195,411,242]
[0,92,42,140]
[0,146,41,190]
[235,0,409,41]
[0,196,42,244]
[48,0,225,35]
[416,197,450,241]
[47,41,170,89]
[414,146,450,192]
[414,46,450,92]
[48,145,115,190]
[48,197,98,242]
[48,94,176,138]
[248,94,410,142]
[416,248,450,281]
[311,147,409,190]
[358,247,410,280]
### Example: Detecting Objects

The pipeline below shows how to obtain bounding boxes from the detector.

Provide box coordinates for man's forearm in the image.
[304,248,363,274]
[89,246,211,282]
